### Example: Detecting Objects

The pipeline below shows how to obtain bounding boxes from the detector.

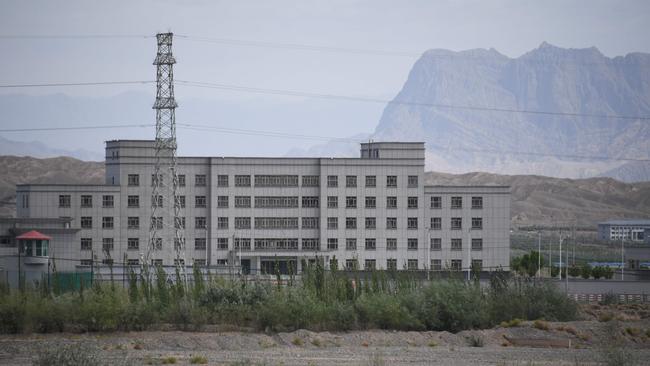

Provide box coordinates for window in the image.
[81,216,92,229]
[382,218,395,231]
[255,196,299,208]
[217,238,229,250]
[346,175,357,187]
[195,174,207,186]
[80,259,93,266]
[128,195,139,208]
[102,217,114,229]
[59,195,71,208]
[471,259,483,271]
[386,196,397,209]
[451,259,462,271]
[178,174,186,187]
[151,258,163,266]
[80,238,92,250]
[451,217,462,230]
[81,195,93,208]
[472,196,483,209]
[102,259,114,266]
[407,197,418,209]
[103,195,115,209]
[195,238,207,250]
[327,238,338,250]
[365,217,376,229]
[386,238,397,250]
[365,259,376,270]
[302,238,320,250]
[178,195,186,208]
[216,259,228,266]
[254,175,298,187]
[327,196,338,208]
[302,175,319,187]
[21,194,28,208]
[431,217,442,230]
[387,259,397,271]
[254,238,298,251]
[152,195,163,208]
[174,239,185,251]
[302,217,319,229]
[365,238,376,250]
[345,259,358,270]
[471,238,483,251]
[302,196,319,208]
[235,217,251,229]
[151,174,163,187]
[472,217,483,230]
[235,196,251,208]
[387,175,397,187]
[127,174,139,186]
[174,217,186,229]
[195,195,207,208]
[346,217,357,229]
[254,217,298,229]
[327,175,338,187]
[407,259,418,270]
[217,196,229,208]
[128,238,139,250]
[102,238,114,251]
[234,238,251,250]
[365,175,376,187]
[407,238,418,250]
[191,259,205,266]
[408,175,418,188]
[235,175,251,187]
[365,196,376,209]
[217,175,228,187]
[174,259,185,266]
[346,238,357,250]
[451,196,462,209]
[127,216,139,229]
[407,217,418,229]
[431,259,442,271]
[431,238,442,251]
[327,217,338,229]
[431,196,442,209]
[151,217,163,230]
[198,216,209,229]
[451,238,462,251]
[346,196,357,208]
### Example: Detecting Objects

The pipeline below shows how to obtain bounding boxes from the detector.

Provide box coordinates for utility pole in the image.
[621,235,625,281]
[147,32,186,285]
[427,228,431,281]
[537,231,541,278]
[558,232,563,280]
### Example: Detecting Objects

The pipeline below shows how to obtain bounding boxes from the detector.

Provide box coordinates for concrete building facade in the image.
[597,220,650,242]
[6,140,510,276]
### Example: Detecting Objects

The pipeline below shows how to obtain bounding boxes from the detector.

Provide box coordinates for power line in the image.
[0,124,154,133]
[0,34,152,39]
[0,80,154,89]
[176,80,650,121]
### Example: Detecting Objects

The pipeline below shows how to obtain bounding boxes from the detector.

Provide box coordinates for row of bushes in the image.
[0,265,578,334]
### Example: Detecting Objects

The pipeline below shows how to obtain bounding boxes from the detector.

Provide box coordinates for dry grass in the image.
[291,337,303,346]
[533,320,550,331]
[190,355,208,364]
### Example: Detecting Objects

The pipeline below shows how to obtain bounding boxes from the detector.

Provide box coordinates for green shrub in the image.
[533,319,550,330]
[190,355,208,364]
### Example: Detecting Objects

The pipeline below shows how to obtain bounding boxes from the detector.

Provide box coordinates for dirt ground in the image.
[1,305,650,365]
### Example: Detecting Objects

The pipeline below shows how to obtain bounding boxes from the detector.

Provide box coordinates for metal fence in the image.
[568,293,650,303]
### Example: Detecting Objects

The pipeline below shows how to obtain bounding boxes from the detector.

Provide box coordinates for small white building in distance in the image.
[2,140,510,279]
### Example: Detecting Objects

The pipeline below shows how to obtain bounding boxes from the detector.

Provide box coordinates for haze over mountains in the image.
[295,43,650,182]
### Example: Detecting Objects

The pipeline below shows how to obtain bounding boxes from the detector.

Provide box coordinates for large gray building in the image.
[3,140,510,276]
[597,220,650,242]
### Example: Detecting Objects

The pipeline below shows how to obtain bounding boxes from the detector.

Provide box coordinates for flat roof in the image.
[598,220,650,226]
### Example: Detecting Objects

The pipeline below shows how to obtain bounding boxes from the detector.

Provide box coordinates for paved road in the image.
[550,279,650,294]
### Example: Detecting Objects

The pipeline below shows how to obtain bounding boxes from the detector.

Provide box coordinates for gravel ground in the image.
[1,318,649,365]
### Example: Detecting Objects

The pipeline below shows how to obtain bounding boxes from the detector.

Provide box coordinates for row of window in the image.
[431,196,483,209]
[79,257,480,271]
[344,258,482,271]
[126,174,420,188]
[430,217,484,230]
[81,215,483,231]
[80,236,485,253]
[59,195,115,208]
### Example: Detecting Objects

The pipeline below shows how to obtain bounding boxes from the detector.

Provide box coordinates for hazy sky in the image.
[1,0,649,157]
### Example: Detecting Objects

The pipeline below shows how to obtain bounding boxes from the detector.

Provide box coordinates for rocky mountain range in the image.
[1,156,648,228]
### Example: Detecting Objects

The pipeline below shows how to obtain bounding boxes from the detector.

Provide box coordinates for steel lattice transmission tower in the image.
[148,32,186,282]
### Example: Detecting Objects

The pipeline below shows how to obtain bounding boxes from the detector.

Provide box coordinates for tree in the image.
[568,265,581,278]
[511,251,546,277]
[580,264,592,279]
